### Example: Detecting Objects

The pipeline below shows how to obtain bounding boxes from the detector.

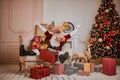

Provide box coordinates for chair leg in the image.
[19,62,22,71]
[25,64,28,76]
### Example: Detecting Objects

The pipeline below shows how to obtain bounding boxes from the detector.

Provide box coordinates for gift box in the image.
[73,62,84,70]
[84,63,90,72]
[102,58,116,76]
[90,63,95,73]
[39,49,58,64]
[64,63,72,70]
[94,64,102,72]
[69,67,79,73]
[77,70,90,76]
[58,25,66,31]
[64,69,75,75]
[53,64,64,75]
[30,66,50,79]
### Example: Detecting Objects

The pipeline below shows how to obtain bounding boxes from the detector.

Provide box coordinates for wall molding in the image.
[8,0,37,36]
[0,40,19,43]
[0,0,2,41]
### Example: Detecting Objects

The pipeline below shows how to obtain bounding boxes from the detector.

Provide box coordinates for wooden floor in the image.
[0,64,120,80]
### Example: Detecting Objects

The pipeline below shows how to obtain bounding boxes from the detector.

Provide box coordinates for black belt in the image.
[49,45,61,50]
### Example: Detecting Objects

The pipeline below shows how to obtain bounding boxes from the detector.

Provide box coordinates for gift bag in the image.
[84,63,90,72]
[102,58,116,76]
[53,64,64,75]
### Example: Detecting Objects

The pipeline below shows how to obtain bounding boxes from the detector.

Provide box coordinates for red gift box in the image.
[102,58,116,76]
[39,49,58,64]
[53,64,64,75]
[30,66,50,79]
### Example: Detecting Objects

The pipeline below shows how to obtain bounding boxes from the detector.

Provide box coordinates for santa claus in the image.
[36,22,77,63]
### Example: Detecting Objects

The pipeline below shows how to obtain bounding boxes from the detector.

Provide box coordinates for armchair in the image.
[19,36,58,76]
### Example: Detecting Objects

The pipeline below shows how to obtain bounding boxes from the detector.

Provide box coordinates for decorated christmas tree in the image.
[88,0,120,59]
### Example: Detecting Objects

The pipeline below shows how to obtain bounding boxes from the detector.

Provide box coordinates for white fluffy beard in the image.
[50,34,60,47]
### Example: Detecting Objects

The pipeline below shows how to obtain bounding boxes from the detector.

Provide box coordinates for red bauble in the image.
[107,52,111,56]
[103,21,108,25]
[108,30,115,36]
[89,37,95,43]
[104,34,109,40]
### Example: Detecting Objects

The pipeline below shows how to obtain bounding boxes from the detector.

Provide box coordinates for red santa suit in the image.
[44,31,71,50]
[36,23,77,63]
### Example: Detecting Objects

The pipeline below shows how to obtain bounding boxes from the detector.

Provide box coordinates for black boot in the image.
[59,52,69,64]
[64,52,69,60]
[59,54,65,63]
[19,45,26,56]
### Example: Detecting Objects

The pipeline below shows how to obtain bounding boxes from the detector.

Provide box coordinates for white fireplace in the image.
[62,35,85,55]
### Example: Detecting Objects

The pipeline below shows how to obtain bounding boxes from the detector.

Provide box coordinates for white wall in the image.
[43,0,120,53]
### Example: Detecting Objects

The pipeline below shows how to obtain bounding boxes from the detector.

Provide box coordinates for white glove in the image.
[69,24,81,36]
[69,26,78,36]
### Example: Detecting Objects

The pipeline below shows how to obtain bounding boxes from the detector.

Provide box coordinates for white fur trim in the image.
[50,34,60,47]
[32,49,40,55]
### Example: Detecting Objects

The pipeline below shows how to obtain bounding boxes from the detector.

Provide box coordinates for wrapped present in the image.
[64,63,72,70]
[58,22,69,31]
[90,63,95,73]
[94,64,102,72]
[53,64,64,75]
[64,69,75,75]
[69,67,79,73]
[77,70,90,76]
[43,44,48,49]
[39,49,58,64]
[30,66,50,79]
[84,63,90,72]
[102,58,116,76]
[73,62,84,70]
[58,25,66,31]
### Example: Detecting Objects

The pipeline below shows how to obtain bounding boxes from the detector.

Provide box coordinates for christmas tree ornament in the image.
[108,30,115,36]
[114,21,117,24]
[106,46,110,50]
[107,52,111,56]
[98,38,103,42]
[105,9,110,13]
[103,20,108,25]
[95,23,98,27]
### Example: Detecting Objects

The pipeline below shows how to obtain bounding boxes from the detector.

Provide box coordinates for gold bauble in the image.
[98,38,103,42]
[105,9,109,13]
[106,46,110,50]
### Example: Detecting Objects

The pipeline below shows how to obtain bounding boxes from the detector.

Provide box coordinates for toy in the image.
[36,22,77,63]
[71,41,92,63]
